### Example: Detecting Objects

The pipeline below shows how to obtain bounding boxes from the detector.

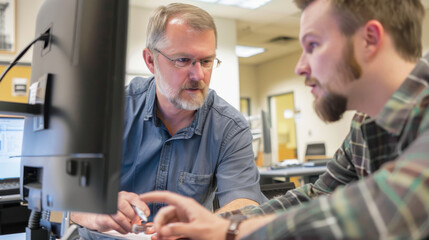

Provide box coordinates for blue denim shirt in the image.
[120,76,266,221]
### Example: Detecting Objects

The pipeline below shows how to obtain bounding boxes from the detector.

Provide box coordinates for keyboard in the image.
[0,178,20,195]
[270,159,331,170]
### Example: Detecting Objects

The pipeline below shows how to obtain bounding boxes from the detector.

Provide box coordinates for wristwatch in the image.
[226,215,247,240]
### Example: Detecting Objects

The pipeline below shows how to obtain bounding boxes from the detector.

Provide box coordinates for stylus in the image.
[132,204,148,223]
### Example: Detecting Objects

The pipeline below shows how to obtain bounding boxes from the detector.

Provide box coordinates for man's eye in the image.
[202,59,213,64]
[201,59,213,66]
[176,58,191,63]
[307,42,317,52]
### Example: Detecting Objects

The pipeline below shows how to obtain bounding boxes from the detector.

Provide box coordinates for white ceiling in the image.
[130,0,429,65]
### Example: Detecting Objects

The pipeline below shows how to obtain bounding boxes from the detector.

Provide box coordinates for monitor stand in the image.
[25,209,79,240]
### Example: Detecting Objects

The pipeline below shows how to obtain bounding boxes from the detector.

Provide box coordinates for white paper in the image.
[101,230,153,240]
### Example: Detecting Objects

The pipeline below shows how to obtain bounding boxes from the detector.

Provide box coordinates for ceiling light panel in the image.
[236,45,266,58]
[194,0,272,9]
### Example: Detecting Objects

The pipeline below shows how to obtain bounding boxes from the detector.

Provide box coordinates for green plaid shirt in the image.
[223,54,429,239]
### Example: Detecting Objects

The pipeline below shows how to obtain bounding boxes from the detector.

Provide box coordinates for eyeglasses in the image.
[154,48,221,69]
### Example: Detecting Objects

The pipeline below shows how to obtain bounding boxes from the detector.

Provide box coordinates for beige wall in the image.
[238,64,259,116]
[0,0,44,63]
[423,8,429,54]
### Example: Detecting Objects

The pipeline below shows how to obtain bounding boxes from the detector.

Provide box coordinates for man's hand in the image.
[71,191,151,234]
[140,191,230,240]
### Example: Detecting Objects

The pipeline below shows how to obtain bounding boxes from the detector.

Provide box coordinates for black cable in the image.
[0,32,50,83]
[28,209,42,229]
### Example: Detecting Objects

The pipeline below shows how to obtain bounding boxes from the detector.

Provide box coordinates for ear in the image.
[361,20,384,59]
[143,48,155,74]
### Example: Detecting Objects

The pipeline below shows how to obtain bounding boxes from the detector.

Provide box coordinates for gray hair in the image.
[146,3,217,51]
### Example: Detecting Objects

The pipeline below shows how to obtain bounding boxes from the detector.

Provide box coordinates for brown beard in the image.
[312,37,361,122]
[314,92,347,122]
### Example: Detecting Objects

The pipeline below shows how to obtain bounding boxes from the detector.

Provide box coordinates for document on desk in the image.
[93,230,153,239]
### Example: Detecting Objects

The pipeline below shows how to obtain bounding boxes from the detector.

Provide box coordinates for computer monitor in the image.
[261,110,271,154]
[260,110,273,166]
[0,116,24,180]
[18,0,128,215]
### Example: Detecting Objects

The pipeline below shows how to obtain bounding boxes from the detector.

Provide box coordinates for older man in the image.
[71,3,265,236]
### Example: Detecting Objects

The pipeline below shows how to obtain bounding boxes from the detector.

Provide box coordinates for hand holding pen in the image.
[69,191,152,235]
[132,204,148,223]
[131,204,149,233]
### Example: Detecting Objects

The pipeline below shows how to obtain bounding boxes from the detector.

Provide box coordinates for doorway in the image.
[268,92,298,162]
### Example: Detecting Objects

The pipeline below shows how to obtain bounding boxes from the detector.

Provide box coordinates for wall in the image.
[0,0,44,63]
[127,6,240,109]
[238,64,259,115]
[0,64,31,103]
[423,9,429,54]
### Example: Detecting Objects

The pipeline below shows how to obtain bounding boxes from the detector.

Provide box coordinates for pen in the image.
[131,204,148,223]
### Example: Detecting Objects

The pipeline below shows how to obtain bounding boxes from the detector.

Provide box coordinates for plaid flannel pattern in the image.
[222,54,429,239]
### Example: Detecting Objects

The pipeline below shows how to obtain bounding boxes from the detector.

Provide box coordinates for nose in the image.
[295,52,310,76]
[189,61,205,81]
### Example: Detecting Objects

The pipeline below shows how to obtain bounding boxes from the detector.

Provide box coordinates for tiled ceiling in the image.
[130,0,429,65]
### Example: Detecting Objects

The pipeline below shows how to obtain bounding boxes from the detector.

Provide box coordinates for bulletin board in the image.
[0,62,31,103]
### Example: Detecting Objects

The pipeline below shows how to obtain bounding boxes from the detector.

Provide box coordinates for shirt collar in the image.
[194,89,214,135]
[142,76,213,137]
[142,76,157,121]
[375,53,429,135]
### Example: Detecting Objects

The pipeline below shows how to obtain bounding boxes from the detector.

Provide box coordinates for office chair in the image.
[260,182,295,199]
[304,143,326,161]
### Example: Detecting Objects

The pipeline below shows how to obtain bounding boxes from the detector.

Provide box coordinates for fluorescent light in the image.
[194,0,272,9]
[195,0,218,2]
[234,0,272,9]
[235,45,265,58]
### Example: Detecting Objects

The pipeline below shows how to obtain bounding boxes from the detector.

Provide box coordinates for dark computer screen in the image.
[20,0,128,214]
[0,117,24,180]
[261,110,272,154]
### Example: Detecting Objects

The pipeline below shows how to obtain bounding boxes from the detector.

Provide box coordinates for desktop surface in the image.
[259,165,327,178]
[259,164,328,185]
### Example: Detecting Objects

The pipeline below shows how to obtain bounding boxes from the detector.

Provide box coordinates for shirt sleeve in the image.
[242,129,429,239]
[215,122,267,205]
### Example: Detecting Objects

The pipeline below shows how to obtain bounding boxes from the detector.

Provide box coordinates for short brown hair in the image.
[294,0,425,62]
[146,3,217,51]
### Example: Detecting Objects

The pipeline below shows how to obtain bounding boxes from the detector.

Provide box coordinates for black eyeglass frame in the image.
[153,48,221,69]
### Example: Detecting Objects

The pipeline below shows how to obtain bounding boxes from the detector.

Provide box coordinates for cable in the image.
[0,32,50,83]
[28,209,42,229]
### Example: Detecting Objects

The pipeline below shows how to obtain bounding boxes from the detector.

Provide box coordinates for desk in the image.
[259,165,327,184]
